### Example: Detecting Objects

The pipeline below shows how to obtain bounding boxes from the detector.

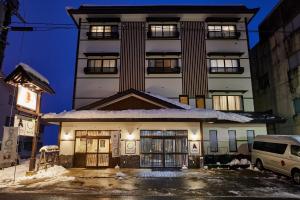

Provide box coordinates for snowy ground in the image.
[0,162,300,199]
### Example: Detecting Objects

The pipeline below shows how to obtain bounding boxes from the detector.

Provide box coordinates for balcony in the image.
[209,67,244,74]
[147,67,181,74]
[84,67,118,74]
[86,32,119,40]
[147,30,180,39]
[207,31,241,39]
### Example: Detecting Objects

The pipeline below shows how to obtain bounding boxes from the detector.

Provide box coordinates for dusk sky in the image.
[3,0,279,145]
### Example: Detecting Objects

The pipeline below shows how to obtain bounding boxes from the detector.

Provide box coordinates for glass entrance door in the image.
[140,130,188,168]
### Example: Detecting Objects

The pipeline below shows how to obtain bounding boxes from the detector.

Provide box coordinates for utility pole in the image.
[0,0,19,70]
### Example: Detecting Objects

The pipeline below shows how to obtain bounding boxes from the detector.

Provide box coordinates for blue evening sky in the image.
[2,0,279,145]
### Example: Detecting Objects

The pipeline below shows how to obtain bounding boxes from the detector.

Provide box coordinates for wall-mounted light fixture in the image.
[62,131,72,141]
[127,132,134,140]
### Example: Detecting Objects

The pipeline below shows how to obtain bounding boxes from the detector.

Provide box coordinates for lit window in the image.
[196,95,205,109]
[149,25,178,38]
[148,59,178,68]
[208,25,237,38]
[210,59,240,73]
[88,59,116,68]
[179,95,189,105]
[213,96,242,111]
[89,25,118,39]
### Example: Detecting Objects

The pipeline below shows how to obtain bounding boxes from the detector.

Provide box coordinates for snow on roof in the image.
[144,91,191,109]
[39,145,59,152]
[42,109,252,123]
[18,63,50,84]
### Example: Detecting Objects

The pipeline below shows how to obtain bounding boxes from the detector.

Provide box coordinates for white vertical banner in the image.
[111,131,120,158]
[0,127,18,166]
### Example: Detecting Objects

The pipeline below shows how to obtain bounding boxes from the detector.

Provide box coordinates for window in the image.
[213,96,243,111]
[253,141,287,154]
[228,130,237,152]
[210,59,240,73]
[148,59,178,68]
[149,25,178,38]
[89,25,118,39]
[209,130,218,152]
[247,130,255,152]
[88,59,116,68]
[196,95,205,109]
[179,95,189,105]
[294,98,300,114]
[208,25,238,38]
[291,145,300,157]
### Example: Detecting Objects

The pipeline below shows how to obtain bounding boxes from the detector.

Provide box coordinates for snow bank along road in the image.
[0,161,300,199]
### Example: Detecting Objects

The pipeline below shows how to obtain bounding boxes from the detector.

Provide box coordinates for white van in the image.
[252,135,300,184]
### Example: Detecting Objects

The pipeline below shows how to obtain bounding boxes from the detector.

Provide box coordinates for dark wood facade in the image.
[181,21,208,97]
[120,22,145,91]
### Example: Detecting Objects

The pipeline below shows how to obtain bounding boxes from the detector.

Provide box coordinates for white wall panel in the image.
[145,78,182,98]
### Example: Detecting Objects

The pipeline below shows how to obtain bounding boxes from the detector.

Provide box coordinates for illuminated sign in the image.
[16,85,37,111]
[14,115,36,137]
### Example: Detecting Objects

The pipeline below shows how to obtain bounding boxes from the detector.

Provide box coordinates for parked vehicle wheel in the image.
[256,159,264,170]
[292,170,300,185]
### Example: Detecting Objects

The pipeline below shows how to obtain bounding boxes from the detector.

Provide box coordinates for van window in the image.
[253,141,287,154]
[291,145,300,157]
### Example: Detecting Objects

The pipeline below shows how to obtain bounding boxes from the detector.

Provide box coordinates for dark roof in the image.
[5,65,55,94]
[235,112,286,123]
[68,5,259,15]
[78,88,184,110]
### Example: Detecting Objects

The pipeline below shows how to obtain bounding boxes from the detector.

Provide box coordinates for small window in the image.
[148,59,178,68]
[228,130,237,152]
[213,96,243,111]
[89,25,118,39]
[179,95,189,105]
[291,145,300,157]
[196,95,205,109]
[209,130,218,152]
[247,130,255,152]
[293,98,300,114]
[207,25,237,38]
[149,24,178,38]
[88,59,117,68]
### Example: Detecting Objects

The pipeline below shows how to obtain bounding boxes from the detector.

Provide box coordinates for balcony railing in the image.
[147,30,180,39]
[209,67,244,74]
[207,31,241,39]
[86,32,119,40]
[147,67,181,74]
[84,67,118,74]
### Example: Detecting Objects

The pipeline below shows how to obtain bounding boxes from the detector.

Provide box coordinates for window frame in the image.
[148,24,179,38]
[195,95,206,109]
[246,130,255,152]
[212,95,244,111]
[291,145,300,157]
[87,59,117,68]
[148,58,179,68]
[228,130,237,152]
[88,25,119,39]
[253,141,288,154]
[179,95,189,105]
[207,24,238,39]
[209,130,218,153]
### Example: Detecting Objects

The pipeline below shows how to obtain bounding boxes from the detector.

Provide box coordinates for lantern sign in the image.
[14,115,36,137]
[16,85,38,111]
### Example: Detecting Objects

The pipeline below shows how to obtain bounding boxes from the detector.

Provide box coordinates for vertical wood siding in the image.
[120,22,145,91]
[181,21,207,97]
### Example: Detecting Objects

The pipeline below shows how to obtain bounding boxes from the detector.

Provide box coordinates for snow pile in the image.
[18,63,50,84]
[228,159,251,166]
[0,160,74,188]
[43,109,252,123]
[39,145,59,152]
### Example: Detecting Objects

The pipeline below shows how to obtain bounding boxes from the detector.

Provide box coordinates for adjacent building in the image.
[250,0,300,134]
[43,5,276,168]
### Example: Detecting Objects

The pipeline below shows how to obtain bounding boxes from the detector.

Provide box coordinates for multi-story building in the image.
[251,0,300,134]
[43,5,275,168]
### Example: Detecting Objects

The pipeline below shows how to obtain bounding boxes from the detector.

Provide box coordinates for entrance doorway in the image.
[74,130,117,168]
[140,130,188,168]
